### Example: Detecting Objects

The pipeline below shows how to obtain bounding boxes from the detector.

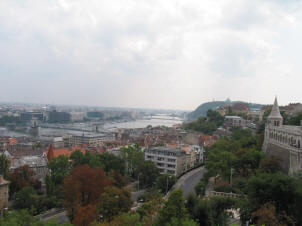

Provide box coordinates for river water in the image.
[0,114,183,138]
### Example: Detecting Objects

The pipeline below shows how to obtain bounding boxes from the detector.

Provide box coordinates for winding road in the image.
[167,166,207,198]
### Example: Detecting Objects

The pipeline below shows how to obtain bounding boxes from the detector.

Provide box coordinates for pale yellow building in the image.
[0,175,9,210]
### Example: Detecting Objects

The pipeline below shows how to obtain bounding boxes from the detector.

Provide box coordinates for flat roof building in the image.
[145,147,186,177]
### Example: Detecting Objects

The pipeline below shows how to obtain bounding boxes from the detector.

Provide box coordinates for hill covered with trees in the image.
[188,99,264,120]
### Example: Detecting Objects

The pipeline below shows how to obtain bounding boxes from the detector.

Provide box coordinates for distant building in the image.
[216,106,227,116]
[4,148,47,182]
[0,176,9,210]
[47,111,71,123]
[53,137,64,148]
[231,103,251,114]
[64,134,105,147]
[20,112,44,122]
[281,103,302,116]
[10,156,48,181]
[263,97,302,174]
[145,147,187,177]
[70,112,86,122]
[167,144,203,169]
[224,116,246,128]
[0,137,18,151]
[213,127,232,138]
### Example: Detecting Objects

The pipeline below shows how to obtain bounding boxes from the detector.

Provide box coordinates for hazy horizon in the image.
[1,0,302,110]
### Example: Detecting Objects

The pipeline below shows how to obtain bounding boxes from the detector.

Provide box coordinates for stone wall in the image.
[266,143,290,174]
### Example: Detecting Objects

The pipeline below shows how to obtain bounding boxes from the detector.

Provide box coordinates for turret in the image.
[267,97,283,127]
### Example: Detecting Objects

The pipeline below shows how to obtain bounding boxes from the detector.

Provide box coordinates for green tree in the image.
[184,109,224,135]
[155,189,189,226]
[195,180,206,196]
[259,156,282,174]
[98,186,132,222]
[13,186,37,213]
[70,150,87,166]
[47,155,72,184]
[0,209,72,226]
[206,109,224,127]
[288,112,302,126]
[99,152,126,175]
[157,174,177,194]
[246,172,302,224]
[167,218,198,226]
[0,154,10,179]
[46,155,72,198]
[120,143,144,177]
[136,161,159,188]
[96,213,142,226]
[187,195,235,226]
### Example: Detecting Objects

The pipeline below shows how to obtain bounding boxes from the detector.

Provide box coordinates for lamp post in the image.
[166,175,172,194]
[138,174,141,191]
[230,168,233,194]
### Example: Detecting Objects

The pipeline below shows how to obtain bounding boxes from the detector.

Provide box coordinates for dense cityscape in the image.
[0,98,302,225]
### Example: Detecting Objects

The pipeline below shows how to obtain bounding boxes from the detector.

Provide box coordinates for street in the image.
[170,166,206,197]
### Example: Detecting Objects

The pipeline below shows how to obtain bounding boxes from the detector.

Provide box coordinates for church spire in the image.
[268,96,283,127]
[47,144,54,161]
[268,96,282,119]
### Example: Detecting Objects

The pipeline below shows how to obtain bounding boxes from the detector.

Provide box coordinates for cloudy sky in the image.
[0,0,302,110]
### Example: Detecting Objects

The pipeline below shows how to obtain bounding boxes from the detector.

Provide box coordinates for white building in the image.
[263,97,302,174]
[144,147,187,177]
[224,116,246,128]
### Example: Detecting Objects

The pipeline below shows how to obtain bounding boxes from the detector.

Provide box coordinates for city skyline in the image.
[1,0,302,110]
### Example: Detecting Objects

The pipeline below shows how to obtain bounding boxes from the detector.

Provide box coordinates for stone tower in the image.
[267,97,283,127]
[263,97,302,174]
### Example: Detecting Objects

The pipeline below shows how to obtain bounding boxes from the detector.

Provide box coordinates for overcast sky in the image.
[0,0,302,110]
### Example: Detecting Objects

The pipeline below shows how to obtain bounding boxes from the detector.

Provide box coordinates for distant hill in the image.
[188,100,265,120]
[188,101,226,120]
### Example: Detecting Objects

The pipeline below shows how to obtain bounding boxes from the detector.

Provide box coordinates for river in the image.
[0,114,183,138]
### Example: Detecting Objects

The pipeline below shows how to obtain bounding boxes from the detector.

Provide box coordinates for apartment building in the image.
[144,147,186,177]
[65,134,105,147]
[224,116,246,128]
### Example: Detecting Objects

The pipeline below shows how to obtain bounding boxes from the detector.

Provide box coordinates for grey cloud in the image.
[0,0,302,109]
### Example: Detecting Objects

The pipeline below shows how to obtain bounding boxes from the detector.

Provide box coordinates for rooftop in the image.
[148,146,186,156]
[225,116,242,119]
[11,156,48,169]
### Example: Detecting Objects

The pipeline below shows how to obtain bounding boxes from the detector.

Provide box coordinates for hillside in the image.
[188,100,265,120]
[188,101,226,120]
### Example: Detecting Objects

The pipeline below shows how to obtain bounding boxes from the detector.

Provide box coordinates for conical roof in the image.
[268,97,282,119]
[47,144,54,161]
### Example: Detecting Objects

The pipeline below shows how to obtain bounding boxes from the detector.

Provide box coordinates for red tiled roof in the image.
[46,146,86,161]
[232,103,250,112]
[9,138,18,145]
